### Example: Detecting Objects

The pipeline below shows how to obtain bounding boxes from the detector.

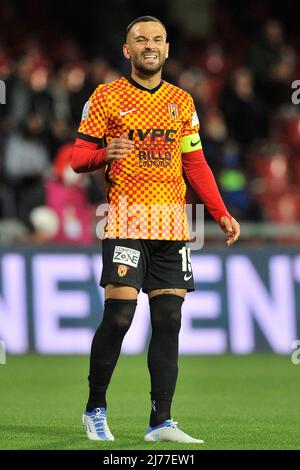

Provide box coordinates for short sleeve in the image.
[77,86,108,143]
[182,94,200,137]
[181,94,202,153]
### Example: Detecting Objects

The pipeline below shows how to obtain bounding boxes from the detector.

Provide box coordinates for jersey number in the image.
[179,247,192,273]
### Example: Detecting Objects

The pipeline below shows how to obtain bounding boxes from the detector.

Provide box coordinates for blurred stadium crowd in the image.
[0,0,299,244]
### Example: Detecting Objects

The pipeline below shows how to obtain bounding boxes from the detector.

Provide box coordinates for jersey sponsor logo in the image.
[120,109,136,116]
[192,111,199,127]
[128,129,177,142]
[113,246,140,268]
[167,103,179,119]
[81,101,91,120]
[117,264,129,277]
[138,150,173,167]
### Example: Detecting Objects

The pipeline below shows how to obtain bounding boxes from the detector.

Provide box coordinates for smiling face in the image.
[123,21,169,76]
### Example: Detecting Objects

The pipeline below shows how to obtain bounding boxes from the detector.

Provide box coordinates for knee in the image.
[110,313,133,335]
[102,298,137,336]
[150,294,183,335]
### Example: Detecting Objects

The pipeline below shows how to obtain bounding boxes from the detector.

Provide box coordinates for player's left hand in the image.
[219,216,240,247]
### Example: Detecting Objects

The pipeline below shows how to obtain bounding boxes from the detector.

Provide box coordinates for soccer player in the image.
[71,16,240,443]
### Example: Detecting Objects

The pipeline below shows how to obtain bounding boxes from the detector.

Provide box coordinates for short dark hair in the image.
[125,16,167,41]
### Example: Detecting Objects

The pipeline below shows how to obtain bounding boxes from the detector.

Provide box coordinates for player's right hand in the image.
[105,133,134,161]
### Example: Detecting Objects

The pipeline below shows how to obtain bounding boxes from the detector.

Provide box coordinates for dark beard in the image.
[133,58,165,76]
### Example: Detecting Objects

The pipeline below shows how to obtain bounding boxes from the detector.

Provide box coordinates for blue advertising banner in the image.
[0,246,299,354]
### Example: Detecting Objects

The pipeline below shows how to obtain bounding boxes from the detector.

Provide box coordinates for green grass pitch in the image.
[0,354,299,450]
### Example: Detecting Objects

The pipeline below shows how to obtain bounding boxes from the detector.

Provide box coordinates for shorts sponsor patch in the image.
[81,100,91,120]
[113,246,141,268]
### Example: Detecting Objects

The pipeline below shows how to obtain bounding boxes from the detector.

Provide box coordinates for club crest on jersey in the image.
[167,103,179,119]
[117,264,129,277]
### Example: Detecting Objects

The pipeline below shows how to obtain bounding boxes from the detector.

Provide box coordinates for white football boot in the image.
[145,419,204,443]
[82,407,114,441]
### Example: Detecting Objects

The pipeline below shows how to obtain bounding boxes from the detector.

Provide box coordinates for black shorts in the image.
[100,238,194,293]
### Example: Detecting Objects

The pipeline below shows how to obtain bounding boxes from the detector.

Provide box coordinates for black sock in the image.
[147,294,183,427]
[150,399,172,428]
[86,298,137,412]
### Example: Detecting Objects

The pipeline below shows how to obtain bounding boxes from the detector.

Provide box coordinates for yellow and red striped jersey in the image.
[78,76,202,240]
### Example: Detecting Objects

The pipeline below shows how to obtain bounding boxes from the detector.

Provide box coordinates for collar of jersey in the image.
[125,75,164,94]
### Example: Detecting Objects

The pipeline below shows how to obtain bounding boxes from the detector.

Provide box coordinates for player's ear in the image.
[165,42,169,59]
[123,44,131,60]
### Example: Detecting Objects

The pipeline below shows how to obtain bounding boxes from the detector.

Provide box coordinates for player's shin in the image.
[147,294,183,427]
[86,299,137,411]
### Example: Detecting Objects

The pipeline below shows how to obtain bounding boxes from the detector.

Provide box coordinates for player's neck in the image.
[130,70,162,91]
